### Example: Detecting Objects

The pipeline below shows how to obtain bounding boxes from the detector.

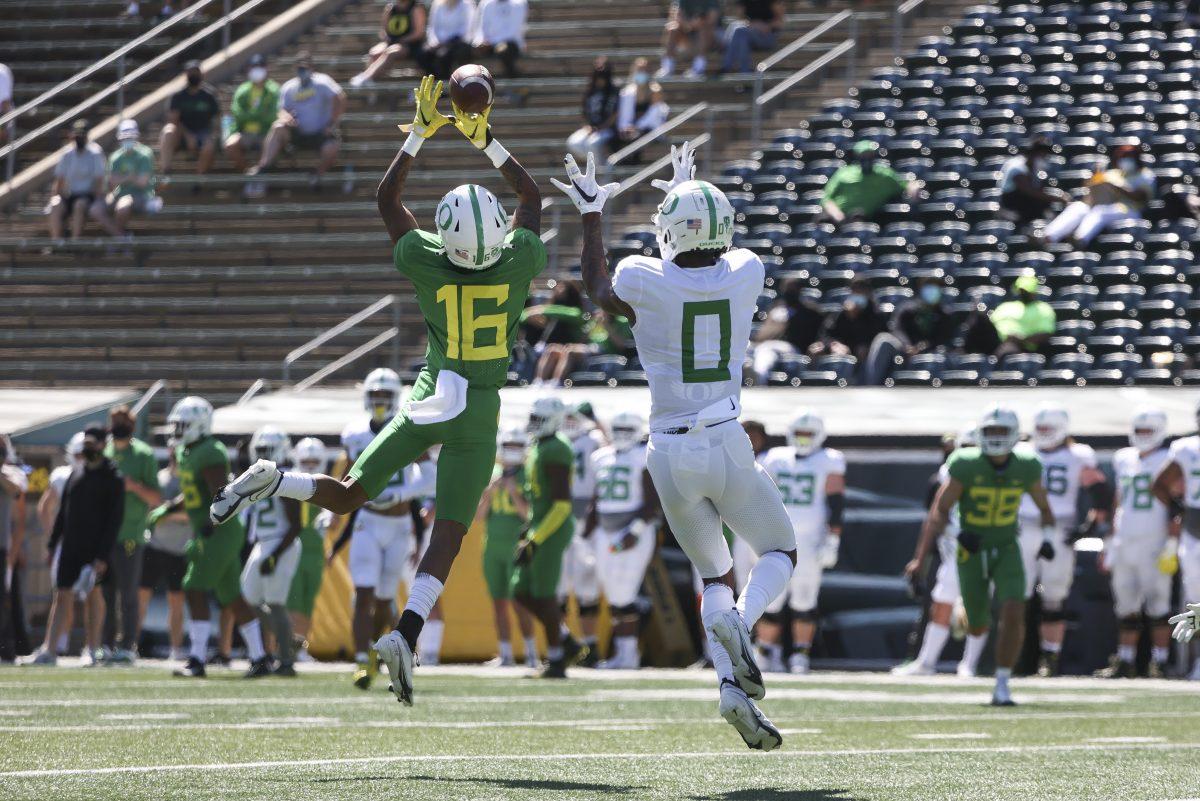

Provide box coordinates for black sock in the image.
[396,610,424,652]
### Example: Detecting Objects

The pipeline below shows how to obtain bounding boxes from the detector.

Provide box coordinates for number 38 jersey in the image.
[612,248,763,431]
[760,446,846,538]
[1112,446,1170,545]
[948,446,1042,546]
[591,444,647,519]
[1017,442,1097,526]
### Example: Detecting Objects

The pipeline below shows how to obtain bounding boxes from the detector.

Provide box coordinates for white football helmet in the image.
[292,437,327,472]
[1130,407,1168,452]
[1032,404,1069,450]
[561,409,584,439]
[249,425,291,465]
[653,179,735,261]
[363,367,402,423]
[787,410,826,457]
[610,411,646,451]
[527,396,566,438]
[435,184,509,270]
[956,425,979,450]
[168,396,213,445]
[66,431,86,461]
[979,404,1020,457]
[497,424,527,466]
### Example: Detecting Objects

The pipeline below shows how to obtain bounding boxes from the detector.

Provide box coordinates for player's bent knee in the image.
[793,608,818,622]
[759,611,782,626]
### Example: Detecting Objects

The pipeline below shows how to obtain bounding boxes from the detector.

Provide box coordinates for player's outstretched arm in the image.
[449,95,540,233]
[381,76,454,244]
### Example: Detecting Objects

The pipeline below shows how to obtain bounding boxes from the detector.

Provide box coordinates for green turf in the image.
[1,663,1197,800]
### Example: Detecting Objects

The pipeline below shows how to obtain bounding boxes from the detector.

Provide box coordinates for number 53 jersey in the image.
[947,446,1042,546]
[760,446,846,540]
[612,248,763,431]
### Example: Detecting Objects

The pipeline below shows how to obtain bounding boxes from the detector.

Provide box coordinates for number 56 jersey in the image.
[760,446,846,540]
[612,248,763,431]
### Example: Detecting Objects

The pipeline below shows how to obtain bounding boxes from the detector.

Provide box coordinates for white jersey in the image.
[760,446,845,537]
[342,416,412,505]
[247,497,291,544]
[1112,446,1171,544]
[591,444,647,519]
[49,465,73,497]
[612,248,764,430]
[571,429,605,502]
[1018,442,1097,525]
[1168,435,1200,509]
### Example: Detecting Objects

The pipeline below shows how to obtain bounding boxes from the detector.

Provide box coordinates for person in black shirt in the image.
[864,276,957,384]
[349,0,428,88]
[811,277,887,382]
[160,60,220,177]
[566,57,620,163]
[751,277,825,383]
[721,0,785,74]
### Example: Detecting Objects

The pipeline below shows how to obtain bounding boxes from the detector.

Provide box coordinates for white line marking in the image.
[0,718,715,734]
[1086,736,1167,744]
[588,688,1127,705]
[97,713,190,721]
[911,732,991,740]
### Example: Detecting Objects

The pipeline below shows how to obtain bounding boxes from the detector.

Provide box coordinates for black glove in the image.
[200,521,215,539]
[957,530,982,554]
[259,554,277,576]
[1037,540,1056,561]
[514,537,537,566]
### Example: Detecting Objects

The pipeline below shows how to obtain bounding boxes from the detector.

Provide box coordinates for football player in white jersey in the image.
[1096,408,1175,679]
[240,426,303,676]
[553,142,795,751]
[559,404,607,663]
[1017,404,1110,676]
[587,411,659,669]
[1152,397,1200,680]
[757,411,845,675]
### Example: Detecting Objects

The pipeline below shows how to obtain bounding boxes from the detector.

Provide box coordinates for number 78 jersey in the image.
[612,248,763,431]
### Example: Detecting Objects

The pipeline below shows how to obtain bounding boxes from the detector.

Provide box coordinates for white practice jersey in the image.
[936,462,962,535]
[49,465,72,497]
[247,497,291,544]
[1168,435,1200,509]
[612,248,764,430]
[1112,446,1171,544]
[571,429,605,502]
[1019,442,1097,524]
[591,444,647,516]
[342,416,409,500]
[760,446,845,537]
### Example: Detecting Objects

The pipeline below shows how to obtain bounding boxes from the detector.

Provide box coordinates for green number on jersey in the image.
[435,284,511,361]
[1044,464,1068,495]
[681,299,731,383]
[1124,473,1153,510]
[597,465,632,501]
[777,472,815,505]
[962,486,1024,528]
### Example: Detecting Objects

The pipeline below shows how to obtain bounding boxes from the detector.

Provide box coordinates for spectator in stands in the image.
[657,0,720,79]
[0,435,29,663]
[998,137,1068,226]
[424,0,476,80]
[820,141,918,226]
[138,455,191,660]
[225,54,281,173]
[248,53,346,188]
[811,276,887,380]
[988,272,1056,358]
[615,59,670,151]
[160,60,220,178]
[567,57,619,163]
[720,0,785,74]
[0,62,12,146]
[103,120,161,238]
[1044,144,1156,248]
[587,309,634,359]
[349,0,428,88]
[750,277,824,383]
[472,0,528,79]
[45,120,108,245]
[863,276,956,384]
[520,282,592,385]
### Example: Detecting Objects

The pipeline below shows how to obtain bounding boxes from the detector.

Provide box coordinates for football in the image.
[448,64,495,115]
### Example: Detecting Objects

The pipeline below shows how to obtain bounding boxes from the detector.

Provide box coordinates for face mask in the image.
[634,72,649,85]
[370,403,391,422]
[82,445,101,460]
[1119,158,1137,172]
[249,67,267,83]
[849,293,869,309]
[297,68,312,84]
[186,73,201,87]
[110,423,134,439]
[74,135,87,149]
[920,284,942,304]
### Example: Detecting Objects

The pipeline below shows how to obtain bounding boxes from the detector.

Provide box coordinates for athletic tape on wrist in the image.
[402,132,424,157]
[484,138,510,168]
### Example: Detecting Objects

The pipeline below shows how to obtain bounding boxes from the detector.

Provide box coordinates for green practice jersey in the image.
[947,446,1042,545]
[394,227,547,389]
[487,464,527,541]
[297,501,324,554]
[175,437,234,535]
[525,434,573,524]
[104,437,159,544]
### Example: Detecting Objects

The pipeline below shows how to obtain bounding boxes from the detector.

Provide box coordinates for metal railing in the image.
[893,0,929,58]
[131,378,167,417]
[607,102,711,168]
[293,328,399,392]
[753,38,857,145]
[282,294,399,383]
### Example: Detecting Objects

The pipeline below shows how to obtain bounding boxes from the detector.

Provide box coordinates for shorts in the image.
[557,531,601,605]
[958,537,1025,631]
[59,193,95,215]
[929,533,961,605]
[293,128,340,151]
[512,520,574,599]
[110,193,159,214]
[287,545,325,617]
[240,540,301,607]
[1107,538,1172,618]
[596,523,656,608]
[764,534,823,614]
[348,377,501,527]
[229,131,265,150]
[181,520,246,607]
[482,526,523,600]
[182,128,213,148]
[1018,519,1075,604]
[140,546,187,592]
[54,550,99,590]
[348,511,414,600]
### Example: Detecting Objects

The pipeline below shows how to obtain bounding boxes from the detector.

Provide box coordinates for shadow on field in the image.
[407,775,649,795]
[690,789,860,801]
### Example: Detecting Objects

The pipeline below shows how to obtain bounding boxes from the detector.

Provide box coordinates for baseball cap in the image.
[117,119,139,140]
[1013,272,1039,294]
[248,53,266,68]
[853,140,879,155]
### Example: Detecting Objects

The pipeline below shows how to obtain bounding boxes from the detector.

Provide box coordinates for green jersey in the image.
[394,227,547,390]
[524,434,573,524]
[947,446,1042,545]
[104,437,159,544]
[108,142,156,200]
[297,501,323,555]
[230,79,281,136]
[487,464,527,541]
[175,437,236,536]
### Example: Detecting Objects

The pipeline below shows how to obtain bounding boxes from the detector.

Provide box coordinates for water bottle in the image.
[220,113,235,142]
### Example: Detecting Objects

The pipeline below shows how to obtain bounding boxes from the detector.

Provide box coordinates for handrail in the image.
[893,0,929,57]
[238,378,266,406]
[293,328,399,392]
[613,133,710,197]
[752,38,856,144]
[131,378,167,417]
[756,8,852,73]
[283,294,395,382]
[607,102,708,167]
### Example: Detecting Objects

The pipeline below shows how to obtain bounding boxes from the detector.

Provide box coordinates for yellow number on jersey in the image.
[178,469,203,510]
[436,284,510,361]
[962,486,1025,528]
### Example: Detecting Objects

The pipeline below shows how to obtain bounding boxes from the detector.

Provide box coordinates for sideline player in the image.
[287,437,329,663]
[906,405,1055,705]
[1018,404,1110,676]
[560,405,606,664]
[212,76,544,706]
[1096,408,1174,678]
[757,410,844,675]
[553,142,795,750]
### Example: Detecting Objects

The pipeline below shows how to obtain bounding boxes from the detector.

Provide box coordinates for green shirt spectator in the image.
[108,141,156,201]
[104,435,159,544]
[230,76,281,137]
[520,303,588,344]
[587,310,632,354]
[822,140,913,222]
[991,273,1056,352]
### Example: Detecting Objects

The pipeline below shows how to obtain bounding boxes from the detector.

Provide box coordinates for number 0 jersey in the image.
[1112,445,1171,545]
[612,248,763,430]
[1167,435,1200,509]
[947,446,1042,546]
[571,429,605,503]
[1018,442,1097,525]
[760,446,846,537]
[591,444,647,518]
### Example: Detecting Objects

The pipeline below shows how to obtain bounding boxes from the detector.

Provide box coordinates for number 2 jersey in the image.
[341,416,432,511]
[947,446,1042,546]
[1017,442,1097,527]
[760,445,846,539]
[612,248,763,431]
[1111,445,1170,546]
[590,444,647,531]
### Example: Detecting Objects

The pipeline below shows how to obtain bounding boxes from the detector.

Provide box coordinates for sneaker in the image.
[82,648,105,667]
[208,653,232,668]
[718,679,782,751]
[273,663,297,677]
[956,661,976,678]
[990,679,1016,707]
[109,648,136,666]
[294,648,315,663]
[210,459,282,525]
[24,647,57,667]
[352,662,372,690]
[244,657,273,679]
[891,660,935,677]
[1094,656,1136,679]
[706,609,765,700]
[760,648,785,674]
[1036,651,1060,678]
[788,652,811,675]
[578,647,600,669]
[483,656,515,668]
[562,634,589,667]
[173,656,207,678]
[375,631,416,706]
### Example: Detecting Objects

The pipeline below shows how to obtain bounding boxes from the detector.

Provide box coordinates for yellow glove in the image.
[452,101,493,150]
[1158,538,1180,575]
[399,75,453,139]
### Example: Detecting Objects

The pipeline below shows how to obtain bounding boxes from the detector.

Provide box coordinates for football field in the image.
[1,662,1198,801]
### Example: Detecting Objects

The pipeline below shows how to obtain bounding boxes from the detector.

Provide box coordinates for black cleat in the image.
[562,635,589,667]
[244,657,274,678]
[273,662,297,677]
[539,659,568,679]
[173,656,207,678]
[1036,651,1060,678]
[989,696,1018,707]
[578,647,600,668]
[207,652,232,668]
[1094,656,1136,679]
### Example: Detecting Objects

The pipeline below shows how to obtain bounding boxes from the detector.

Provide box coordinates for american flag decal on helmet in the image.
[686,218,703,231]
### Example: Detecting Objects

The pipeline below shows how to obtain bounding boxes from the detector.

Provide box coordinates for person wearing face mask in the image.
[820,140,919,227]
[160,60,220,178]
[45,119,108,246]
[863,277,957,384]
[615,59,671,153]
[472,0,527,80]
[0,435,29,663]
[102,120,161,239]
[225,54,281,174]
[720,0,785,74]
[998,137,1069,227]
[1045,143,1157,247]
[810,276,887,381]
[987,271,1057,358]
[567,57,620,163]
[100,407,161,664]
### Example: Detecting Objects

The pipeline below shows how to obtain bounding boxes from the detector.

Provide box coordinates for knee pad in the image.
[759,611,783,626]
[793,608,818,623]
[1039,607,1065,623]
[1119,614,1142,632]
[610,603,640,618]
[577,602,601,617]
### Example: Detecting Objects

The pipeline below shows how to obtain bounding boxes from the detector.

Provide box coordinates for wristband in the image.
[401,132,423,157]
[484,138,510,168]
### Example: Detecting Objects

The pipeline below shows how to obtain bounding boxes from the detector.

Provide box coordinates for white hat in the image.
[117,119,139,140]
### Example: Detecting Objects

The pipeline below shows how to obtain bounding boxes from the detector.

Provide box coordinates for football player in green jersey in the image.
[905,404,1055,706]
[210,75,544,706]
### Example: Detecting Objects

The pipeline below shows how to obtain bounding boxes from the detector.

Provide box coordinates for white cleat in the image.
[707,609,765,700]
[719,679,782,751]
[210,460,282,525]
[24,647,57,667]
[891,660,935,677]
[1188,661,1200,682]
[956,662,976,678]
[375,630,416,707]
[787,652,810,675]
[990,680,1016,707]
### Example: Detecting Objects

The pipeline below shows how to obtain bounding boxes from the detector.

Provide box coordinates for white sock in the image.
[701,582,736,683]
[188,620,211,662]
[916,622,950,668]
[403,573,444,620]
[419,619,444,661]
[995,666,1011,687]
[1117,643,1135,662]
[660,57,675,74]
[1152,646,1169,663]
[1040,639,1061,654]
[692,55,706,72]
[277,472,316,501]
[736,551,793,627]
[498,640,513,662]
[239,619,265,662]
[616,635,638,665]
[547,644,564,662]
[56,632,69,654]
[524,636,538,665]
[962,633,988,673]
